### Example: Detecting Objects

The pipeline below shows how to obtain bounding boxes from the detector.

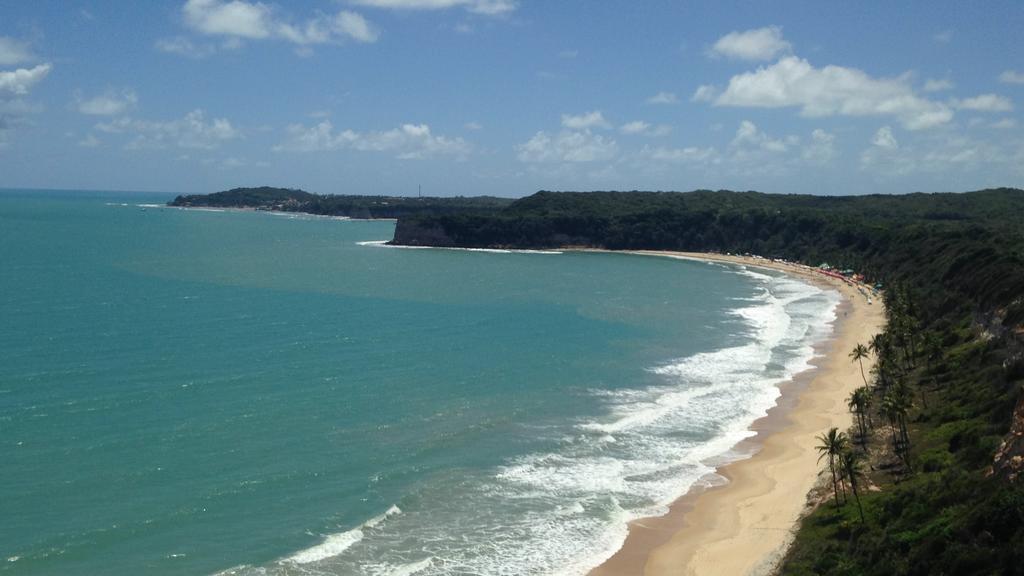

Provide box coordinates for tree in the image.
[816,427,849,506]
[850,343,870,388]
[848,386,872,447]
[868,333,889,358]
[840,448,867,523]
[882,384,913,468]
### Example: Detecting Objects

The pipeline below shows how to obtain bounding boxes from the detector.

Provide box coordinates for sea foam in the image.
[283,505,401,565]
[517,265,840,574]
[357,241,563,255]
[222,264,838,576]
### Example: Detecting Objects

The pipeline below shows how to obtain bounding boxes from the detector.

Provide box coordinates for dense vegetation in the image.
[168,186,513,219]
[782,283,1024,575]
[391,188,1024,575]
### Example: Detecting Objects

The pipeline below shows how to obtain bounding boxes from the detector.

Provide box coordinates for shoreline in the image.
[164,204,399,221]
[587,251,886,576]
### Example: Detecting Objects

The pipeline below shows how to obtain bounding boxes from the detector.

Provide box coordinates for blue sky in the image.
[1,0,1022,196]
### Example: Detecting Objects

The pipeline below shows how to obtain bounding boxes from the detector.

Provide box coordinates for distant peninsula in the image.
[167,186,513,219]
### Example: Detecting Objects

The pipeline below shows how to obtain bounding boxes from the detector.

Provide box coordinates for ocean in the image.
[0,190,839,575]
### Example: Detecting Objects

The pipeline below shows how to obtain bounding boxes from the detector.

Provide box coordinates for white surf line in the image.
[359,241,563,254]
[283,505,402,565]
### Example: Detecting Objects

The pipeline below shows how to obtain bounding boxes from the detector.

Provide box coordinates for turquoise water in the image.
[0,190,838,575]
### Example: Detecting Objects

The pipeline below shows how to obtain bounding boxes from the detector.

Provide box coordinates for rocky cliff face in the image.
[990,311,1024,483]
[992,390,1024,482]
[390,219,455,246]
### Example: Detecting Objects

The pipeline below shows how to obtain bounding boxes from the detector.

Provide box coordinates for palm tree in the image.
[918,332,943,409]
[848,386,871,446]
[891,382,913,457]
[815,427,849,506]
[903,315,920,365]
[840,449,867,522]
[882,384,913,468]
[923,331,942,370]
[880,393,901,453]
[895,315,917,369]
[868,332,888,357]
[850,343,870,387]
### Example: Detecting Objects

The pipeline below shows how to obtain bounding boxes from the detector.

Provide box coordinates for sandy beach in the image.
[590,251,887,576]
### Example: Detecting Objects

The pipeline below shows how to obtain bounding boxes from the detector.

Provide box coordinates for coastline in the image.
[588,251,886,576]
[165,204,398,221]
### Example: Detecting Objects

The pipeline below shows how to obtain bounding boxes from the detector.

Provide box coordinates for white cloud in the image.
[0,64,53,96]
[714,121,806,178]
[558,49,578,59]
[95,109,240,150]
[860,133,1016,177]
[184,0,272,38]
[933,30,953,44]
[275,121,471,159]
[0,62,50,148]
[923,78,953,92]
[76,89,138,116]
[78,133,101,148]
[631,125,845,177]
[871,126,898,149]
[0,37,35,66]
[637,123,832,177]
[277,11,378,44]
[335,11,378,43]
[516,130,617,163]
[351,0,516,15]
[990,118,1017,130]
[620,121,649,134]
[464,121,482,130]
[619,120,670,137]
[999,70,1024,85]
[0,106,36,149]
[691,84,717,102]
[0,122,10,150]
[714,56,953,130]
[955,93,1013,112]
[561,110,611,130]
[0,98,43,119]
[155,36,216,58]
[709,26,791,61]
[180,0,378,47]
[642,145,717,164]
[802,128,836,164]
[646,91,678,105]
[731,120,791,152]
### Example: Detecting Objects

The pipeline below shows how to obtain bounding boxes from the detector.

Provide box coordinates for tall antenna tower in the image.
[418,184,422,198]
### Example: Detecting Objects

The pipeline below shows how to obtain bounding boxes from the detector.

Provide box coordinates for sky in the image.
[1,0,1022,197]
